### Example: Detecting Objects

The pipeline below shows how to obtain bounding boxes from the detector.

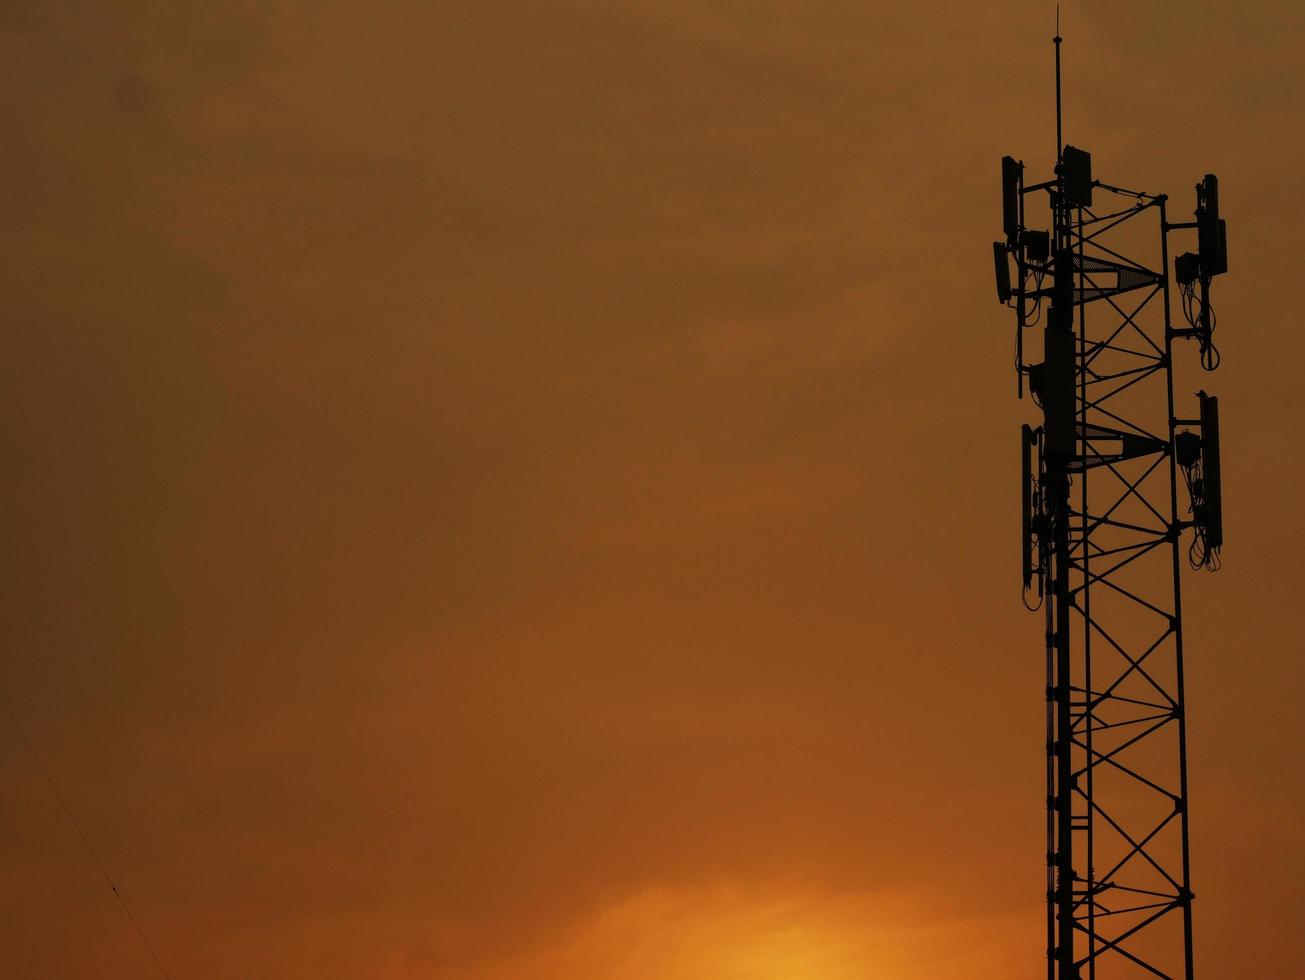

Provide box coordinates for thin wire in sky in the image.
[1,694,174,980]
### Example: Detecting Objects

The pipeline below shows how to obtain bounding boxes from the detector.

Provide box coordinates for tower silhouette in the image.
[994,31,1229,980]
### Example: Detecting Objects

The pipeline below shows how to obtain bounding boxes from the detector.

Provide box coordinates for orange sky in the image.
[0,2,1301,977]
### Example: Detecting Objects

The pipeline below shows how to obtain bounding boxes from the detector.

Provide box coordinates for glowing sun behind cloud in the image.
[442,882,1031,980]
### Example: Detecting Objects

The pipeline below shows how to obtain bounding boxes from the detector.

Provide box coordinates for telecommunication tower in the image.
[992,31,1229,980]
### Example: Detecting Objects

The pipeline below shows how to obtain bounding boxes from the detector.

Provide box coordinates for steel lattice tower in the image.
[992,33,1229,980]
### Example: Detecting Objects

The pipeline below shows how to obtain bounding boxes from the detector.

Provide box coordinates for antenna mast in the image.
[1055,9,1062,166]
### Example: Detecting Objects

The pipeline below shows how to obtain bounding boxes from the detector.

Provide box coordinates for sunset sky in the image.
[1,2,1302,977]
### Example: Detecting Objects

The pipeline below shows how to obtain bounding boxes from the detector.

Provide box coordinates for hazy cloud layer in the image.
[0,2,1301,977]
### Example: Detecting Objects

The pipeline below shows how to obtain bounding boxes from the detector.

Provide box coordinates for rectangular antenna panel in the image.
[1002,156,1020,243]
[1043,316,1076,458]
[1198,175,1226,275]
[1199,392,1223,549]
[1022,424,1034,589]
[994,242,1012,303]
[1062,145,1093,208]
